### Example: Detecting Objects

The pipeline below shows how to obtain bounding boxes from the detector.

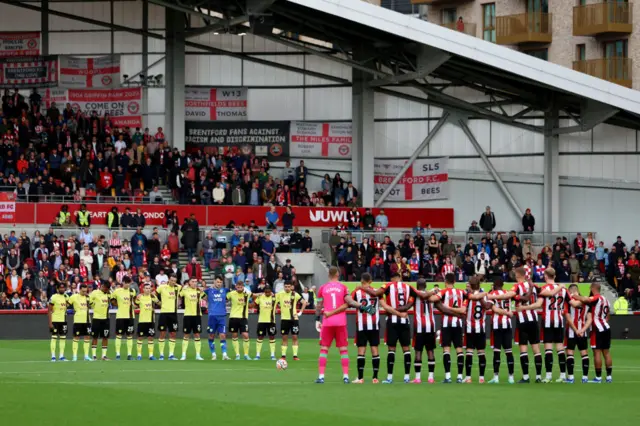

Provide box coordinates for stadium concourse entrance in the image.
[1,313,638,340]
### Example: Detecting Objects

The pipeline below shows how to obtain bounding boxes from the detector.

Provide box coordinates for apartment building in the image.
[398,0,637,89]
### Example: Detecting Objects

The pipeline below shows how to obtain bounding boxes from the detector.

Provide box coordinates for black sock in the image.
[545,350,553,374]
[414,362,422,374]
[506,350,515,376]
[443,352,451,373]
[520,353,529,376]
[357,356,365,380]
[581,356,590,377]
[567,355,574,376]
[493,350,501,375]
[465,353,473,377]
[606,366,612,377]
[596,367,602,378]
[372,356,380,379]
[403,351,411,375]
[534,353,543,375]
[387,351,395,375]
[479,353,486,377]
[558,350,566,374]
[457,353,464,376]
[428,358,435,374]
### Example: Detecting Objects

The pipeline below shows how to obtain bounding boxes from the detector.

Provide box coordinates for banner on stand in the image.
[374,157,449,201]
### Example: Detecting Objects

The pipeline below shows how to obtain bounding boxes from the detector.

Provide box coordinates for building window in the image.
[483,3,496,43]
[524,49,548,60]
[442,8,457,25]
[604,39,628,58]
[576,44,586,61]
[603,40,628,80]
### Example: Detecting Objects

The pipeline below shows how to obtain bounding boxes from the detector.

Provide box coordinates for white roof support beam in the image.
[374,112,450,207]
[457,118,524,219]
[368,45,451,88]
[553,99,619,135]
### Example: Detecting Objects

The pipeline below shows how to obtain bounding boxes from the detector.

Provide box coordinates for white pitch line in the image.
[0,381,305,385]
[0,368,276,375]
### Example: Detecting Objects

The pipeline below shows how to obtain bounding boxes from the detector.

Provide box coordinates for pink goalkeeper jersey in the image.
[319,281,349,327]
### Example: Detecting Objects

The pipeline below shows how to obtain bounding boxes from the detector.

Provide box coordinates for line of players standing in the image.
[351,267,613,384]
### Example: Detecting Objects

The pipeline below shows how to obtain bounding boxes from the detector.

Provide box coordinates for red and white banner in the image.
[289,121,352,158]
[26,204,454,229]
[0,32,40,57]
[41,88,67,109]
[0,56,58,88]
[59,55,120,88]
[185,87,247,121]
[68,88,142,128]
[374,157,449,201]
[0,201,16,224]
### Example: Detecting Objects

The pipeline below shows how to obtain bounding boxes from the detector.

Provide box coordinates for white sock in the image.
[569,375,574,380]
[479,376,484,380]
[428,372,434,379]
[606,375,612,380]
[415,372,421,380]
[457,373,463,379]
[546,372,552,379]
[536,374,541,380]
[465,376,471,380]
[445,372,451,379]
[560,372,566,379]
[343,374,349,379]
[404,374,410,381]
[523,374,530,380]
[318,374,324,379]
[387,374,393,381]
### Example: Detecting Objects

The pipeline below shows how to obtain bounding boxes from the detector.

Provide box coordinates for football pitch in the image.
[0,339,637,426]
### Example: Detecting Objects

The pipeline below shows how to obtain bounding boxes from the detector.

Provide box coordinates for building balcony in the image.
[496,12,552,45]
[573,2,633,37]
[440,22,477,37]
[573,58,632,88]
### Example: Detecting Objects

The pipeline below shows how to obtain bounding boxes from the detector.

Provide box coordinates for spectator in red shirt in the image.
[99,166,113,195]
[185,257,203,280]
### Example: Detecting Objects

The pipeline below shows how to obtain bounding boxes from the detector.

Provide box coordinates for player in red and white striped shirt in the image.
[351,273,406,384]
[517,268,569,382]
[572,283,612,383]
[564,284,593,383]
[463,277,492,383]
[433,273,467,383]
[486,279,515,384]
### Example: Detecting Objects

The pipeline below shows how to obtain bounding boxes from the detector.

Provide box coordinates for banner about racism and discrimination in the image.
[59,55,121,88]
[289,121,352,159]
[185,87,247,121]
[0,32,40,57]
[67,88,142,128]
[0,56,57,88]
[185,121,289,160]
[373,157,449,201]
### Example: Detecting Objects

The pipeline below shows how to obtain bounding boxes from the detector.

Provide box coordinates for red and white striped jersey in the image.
[514,281,539,323]
[441,263,455,275]
[414,298,436,333]
[381,281,416,325]
[541,284,568,328]
[465,293,487,333]
[523,264,531,280]
[588,294,610,332]
[489,289,512,329]
[351,288,380,331]
[566,298,589,339]
[437,288,465,328]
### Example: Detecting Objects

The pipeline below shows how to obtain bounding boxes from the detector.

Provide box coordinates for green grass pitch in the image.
[0,339,637,426]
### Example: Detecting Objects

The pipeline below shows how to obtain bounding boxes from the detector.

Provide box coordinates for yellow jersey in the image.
[135,294,159,323]
[89,289,111,320]
[156,284,182,313]
[254,294,276,324]
[180,287,205,317]
[49,294,69,323]
[276,291,302,321]
[68,294,90,324]
[227,290,251,319]
[111,287,136,319]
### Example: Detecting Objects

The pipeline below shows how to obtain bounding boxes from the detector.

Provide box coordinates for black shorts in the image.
[50,321,68,337]
[465,332,486,350]
[386,322,411,347]
[413,332,436,352]
[441,327,463,348]
[516,321,539,346]
[280,319,300,336]
[542,327,564,344]
[91,319,110,338]
[183,316,202,334]
[229,318,249,334]
[566,336,588,351]
[158,313,179,332]
[257,322,277,338]
[491,328,513,350]
[137,322,156,337]
[591,329,611,350]
[73,323,91,337]
[115,318,134,336]
[356,329,381,347]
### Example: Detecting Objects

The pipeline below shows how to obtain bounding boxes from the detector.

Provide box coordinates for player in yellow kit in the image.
[180,278,206,360]
[276,281,307,360]
[89,281,112,361]
[135,282,160,360]
[111,276,137,360]
[48,282,69,362]
[227,281,252,360]
[156,275,182,360]
[253,286,277,360]
[69,284,91,361]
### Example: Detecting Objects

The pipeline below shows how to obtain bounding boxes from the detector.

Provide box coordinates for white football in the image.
[276,359,288,370]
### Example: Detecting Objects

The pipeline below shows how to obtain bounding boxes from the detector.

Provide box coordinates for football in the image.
[276,359,288,370]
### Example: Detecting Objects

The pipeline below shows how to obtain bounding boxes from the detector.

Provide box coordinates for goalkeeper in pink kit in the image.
[315,267,376,384]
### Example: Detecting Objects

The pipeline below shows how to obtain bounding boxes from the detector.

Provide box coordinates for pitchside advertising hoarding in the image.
[6,204,454,229]
[185,87,248,121]
[374,157,449,201]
